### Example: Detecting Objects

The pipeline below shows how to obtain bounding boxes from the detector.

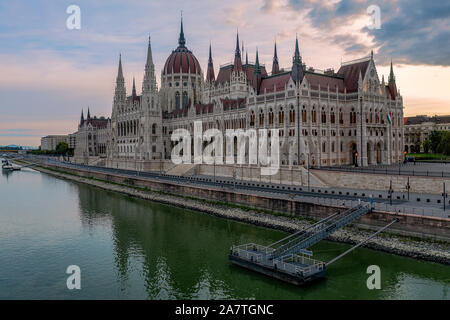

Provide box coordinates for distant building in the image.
[404,115,450,153]
[68,132,77,150]
[74,108,110,164]
[40,135,68,151]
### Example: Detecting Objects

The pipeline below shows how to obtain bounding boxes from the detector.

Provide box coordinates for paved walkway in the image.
[13,155,449,220]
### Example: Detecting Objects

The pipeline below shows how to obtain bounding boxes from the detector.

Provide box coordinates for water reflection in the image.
[75,180,449,300]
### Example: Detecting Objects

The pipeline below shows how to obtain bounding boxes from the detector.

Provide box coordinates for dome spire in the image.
[178,12,186,48]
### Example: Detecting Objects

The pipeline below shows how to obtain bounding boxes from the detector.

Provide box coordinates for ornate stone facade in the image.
[107,19,405,170]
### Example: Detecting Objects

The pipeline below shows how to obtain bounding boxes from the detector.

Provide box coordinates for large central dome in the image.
[163,19,201,75]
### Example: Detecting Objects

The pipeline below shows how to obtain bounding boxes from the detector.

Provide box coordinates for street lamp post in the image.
[406,176,411,200]
[388,179,393,206]
[307,153,310,192]
[443,182,448,211]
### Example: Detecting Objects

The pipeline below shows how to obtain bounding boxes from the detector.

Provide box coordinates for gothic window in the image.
[175,92,180,109]
[302,107,307,123]
[182,91,188,108]
[289,107,295,123]
[269,109,274,125]
[259,110,264,126]
[152,123,156,135]
[250,110,255,127]
[331,112,335,124]
[312,108,317,123]
[321,112,326,124]
[279,107,284,124]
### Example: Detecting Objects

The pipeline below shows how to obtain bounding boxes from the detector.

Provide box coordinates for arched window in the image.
[250,110,255,127]
[269,109,274,125]
[152,123,157,135]
[279,107,284,124]
[259,110,264,126]
[175,92,180,109]
[289,107,295,123]
[182,91,188,108]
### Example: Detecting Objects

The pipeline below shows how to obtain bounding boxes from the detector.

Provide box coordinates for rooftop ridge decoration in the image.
[341,55,371,66]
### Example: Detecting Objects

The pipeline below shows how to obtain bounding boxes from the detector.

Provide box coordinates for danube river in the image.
[0,166,448,299]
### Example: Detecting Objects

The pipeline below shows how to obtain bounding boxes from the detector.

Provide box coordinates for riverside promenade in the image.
[11,154,450,242]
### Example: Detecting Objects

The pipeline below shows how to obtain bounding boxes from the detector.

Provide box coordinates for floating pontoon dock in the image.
[229,204,397,286]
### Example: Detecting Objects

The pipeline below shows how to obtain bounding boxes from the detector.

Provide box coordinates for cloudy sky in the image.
[0,0,449,146]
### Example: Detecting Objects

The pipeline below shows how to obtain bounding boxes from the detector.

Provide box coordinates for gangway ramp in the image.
[229,205,379,286]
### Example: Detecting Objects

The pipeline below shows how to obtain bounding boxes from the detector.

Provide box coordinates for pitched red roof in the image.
[215,63,267,86]
[304,72,345,92]
[337,60,370,93]
[259,72,291,93]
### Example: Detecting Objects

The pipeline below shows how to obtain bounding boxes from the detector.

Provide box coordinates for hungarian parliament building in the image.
[73,19,405,170]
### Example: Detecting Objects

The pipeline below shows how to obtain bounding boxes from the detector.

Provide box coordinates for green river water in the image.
[0,166,448,299]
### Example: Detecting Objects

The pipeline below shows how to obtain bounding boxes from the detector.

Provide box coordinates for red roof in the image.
[337,60,370,92]
[259,73,291,93]
[163,49,201,75]
[304,72,345,92]
[215,63,267,86]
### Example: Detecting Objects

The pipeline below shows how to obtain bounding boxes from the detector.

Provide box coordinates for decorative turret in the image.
[114,54,126,103]
[272,41,280,74]
[253,49,262,93]
[233,31,243,73]
[142,36,157,94]
[206,43,215,83]
[388,60,398,99]
[80,109,84,125]
[291,35,304,84]
[132,77,136,97]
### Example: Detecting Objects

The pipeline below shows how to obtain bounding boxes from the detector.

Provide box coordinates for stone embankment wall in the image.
[28,163,450,265]
[42,163,450,241]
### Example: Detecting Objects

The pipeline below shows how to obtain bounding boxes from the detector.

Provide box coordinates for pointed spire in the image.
[208,42,213,64]
[253,48,262,93]
[117,54,124,81]
[146,35,153,66]
[255,48,260,73]
[206,43,215,82]
[235,30,241,58]
[291,35,304,84]
[245,50,248,65]
[233,31,243,73]
[132,77,136,97]
[178,13,186,48]
[293,34,301,63]
[87,107,91,119]
[272,41,280,74]
[389,59,395,83]
[388,59,397,99]
[80,109,84,124]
